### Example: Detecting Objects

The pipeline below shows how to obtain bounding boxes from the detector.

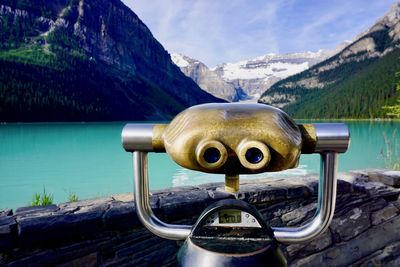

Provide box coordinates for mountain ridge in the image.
[0,0,224,122]
[171,50,331,102]
[258,2,400,119]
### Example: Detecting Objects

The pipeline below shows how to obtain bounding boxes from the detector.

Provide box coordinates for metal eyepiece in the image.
[245,147,264,164]
[237,140,271,170]
[196,140,228,170]
[203,147,221,163]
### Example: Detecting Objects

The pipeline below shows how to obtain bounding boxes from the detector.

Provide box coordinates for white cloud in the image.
[124,0,290,67]
[123,0,396,67]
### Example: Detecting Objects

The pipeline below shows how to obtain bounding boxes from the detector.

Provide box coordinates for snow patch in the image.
[221,61,309,80]
[171,53,189,68]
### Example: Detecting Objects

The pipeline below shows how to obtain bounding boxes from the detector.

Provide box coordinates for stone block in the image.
[0,214,16,251]
[336,179,354,194]
[290,215,400,267]
[286,184,312,199]
[111,193,133,202]
[16,206,106,247]
[152,185,199,194]
[57,252,98,267]
[281,203,317,226]
[330,206,371,242]
[103,201,140,230]
[15,205,59,217]
[0,226,14,251]
[365,197,388,212]
[236,184,287,203]
[371,203,399,225]
[368,170,400,187]
[286,229,332,258]
[268,201,300,218]
[351,241,400,267]
[300,229,332,256]
[157,189,211,220]
[130,240,178,266]
[116,236,162,258]
[7,250,54,266]
[58,197,112,211]
[195,182,223,190]
[207,188,233,200]
[54,238,113,264]
[0,209,12,217]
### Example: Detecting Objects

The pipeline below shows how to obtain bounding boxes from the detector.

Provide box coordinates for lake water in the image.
[0,121,399,209]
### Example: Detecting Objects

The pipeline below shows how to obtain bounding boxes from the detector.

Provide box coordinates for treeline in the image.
[260,27,400,119]
[0,0,80,49]
[0,5,39,49]
[0,46,185,122]
[283,48,400,119]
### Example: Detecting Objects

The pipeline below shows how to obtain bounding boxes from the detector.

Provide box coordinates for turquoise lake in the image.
[0,121,399,209]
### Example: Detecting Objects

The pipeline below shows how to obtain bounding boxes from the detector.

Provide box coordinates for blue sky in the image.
[123,0,397,67]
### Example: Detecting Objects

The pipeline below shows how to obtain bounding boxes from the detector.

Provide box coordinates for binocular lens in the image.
[203,147,221,163]
[245,147,264,164]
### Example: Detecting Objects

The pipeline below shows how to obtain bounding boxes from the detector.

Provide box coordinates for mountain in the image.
[0,0,224,122]
[171,51,330,102]
[259,3,400,119]
[171,53,241,102]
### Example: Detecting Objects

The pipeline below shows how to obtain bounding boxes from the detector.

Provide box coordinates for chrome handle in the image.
[273,152,337,243]
[131,150,338,243]
[133,151,191,240]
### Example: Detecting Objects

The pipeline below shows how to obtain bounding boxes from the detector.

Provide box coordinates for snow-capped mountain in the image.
[258,2,400,119]
[171,51,331,102]
[171,54,241,101]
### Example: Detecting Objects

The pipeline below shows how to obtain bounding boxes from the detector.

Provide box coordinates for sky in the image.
[123,0,397,67]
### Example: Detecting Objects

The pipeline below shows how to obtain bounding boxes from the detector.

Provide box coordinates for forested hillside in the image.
[259,3,400,119]
[0,0,223,122]
[0,46,186,121]
[283,48,400,119]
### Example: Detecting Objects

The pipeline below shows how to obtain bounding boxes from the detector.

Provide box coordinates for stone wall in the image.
[1,170,400,266]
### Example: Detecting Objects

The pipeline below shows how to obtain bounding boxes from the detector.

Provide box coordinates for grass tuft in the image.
[67,192,79,202]
[31,186,54,206]
[381,129,400,170]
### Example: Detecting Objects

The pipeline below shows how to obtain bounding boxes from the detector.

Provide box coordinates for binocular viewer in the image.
[122,103,350,266]
[123,103,349,193]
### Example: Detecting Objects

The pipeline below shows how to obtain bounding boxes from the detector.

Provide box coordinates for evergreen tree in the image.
[383,72,400,119]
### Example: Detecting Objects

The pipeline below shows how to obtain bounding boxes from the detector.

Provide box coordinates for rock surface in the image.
[368,170,400,187]
[0,170,400,266]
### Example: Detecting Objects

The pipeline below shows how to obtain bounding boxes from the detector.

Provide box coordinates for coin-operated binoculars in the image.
[122,103,350,267]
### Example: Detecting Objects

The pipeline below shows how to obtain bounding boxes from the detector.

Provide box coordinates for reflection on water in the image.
[172,168,191,187]
[0,121,399,209]
[171,165,310,187]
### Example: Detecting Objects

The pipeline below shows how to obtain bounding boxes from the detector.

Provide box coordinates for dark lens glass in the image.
[245,148,263,164]
[203,147,221,164]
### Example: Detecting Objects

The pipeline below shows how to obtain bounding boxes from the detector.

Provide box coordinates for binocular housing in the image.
[123,103,349,174]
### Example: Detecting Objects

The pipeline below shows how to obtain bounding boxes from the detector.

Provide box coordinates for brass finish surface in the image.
[225,174,239,193]
[157,103,303,174]
[236,140,271,170]
[195,140,228,170]
[152,124,167,152]
[298,124,317,154]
